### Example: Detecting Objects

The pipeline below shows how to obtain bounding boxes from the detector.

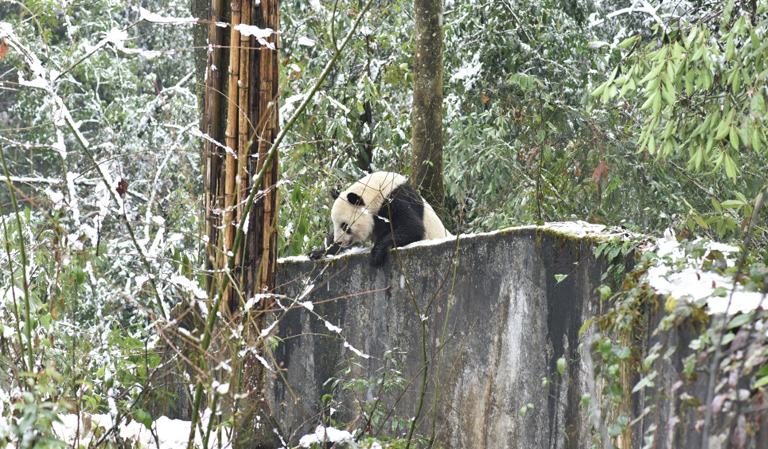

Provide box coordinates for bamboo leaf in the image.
[724,153,738,178]
[725,34,735,60]
[640,90,658,110]
[618,35,637,48]
[692,215,709,229]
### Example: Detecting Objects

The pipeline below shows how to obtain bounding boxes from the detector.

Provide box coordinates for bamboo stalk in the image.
[204,0,225,294]
[222,0,243,309]
[235,0,251,291]
[257,0,279,289]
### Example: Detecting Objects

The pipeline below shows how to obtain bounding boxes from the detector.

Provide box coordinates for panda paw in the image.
[370,247,388,267]
[307,249,326,260]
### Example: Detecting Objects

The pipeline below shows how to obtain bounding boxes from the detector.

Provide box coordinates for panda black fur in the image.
[307,172,451,267]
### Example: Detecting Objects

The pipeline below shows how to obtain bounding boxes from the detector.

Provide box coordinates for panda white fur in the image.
[307,172,452,267]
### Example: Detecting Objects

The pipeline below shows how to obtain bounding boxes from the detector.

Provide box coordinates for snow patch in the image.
[234,24,275,49]
[298,425,352,447]
[324,320,342,333]
[169,275,208,299]
[51,414,228,448]
[450,52,482,88]
[298,36,316,47]
[138,7,198,25]
[343,341,370,359]
[645,237,767,315]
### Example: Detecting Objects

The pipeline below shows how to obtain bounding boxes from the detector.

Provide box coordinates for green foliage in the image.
[585,231,768,447]
[594,5,768,177]
[590,1,768,243]
[322,349,415,444]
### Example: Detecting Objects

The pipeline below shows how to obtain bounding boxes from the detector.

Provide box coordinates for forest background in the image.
[0,0,767,448]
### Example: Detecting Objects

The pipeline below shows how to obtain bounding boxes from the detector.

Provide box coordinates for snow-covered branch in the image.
[590,0,670,32]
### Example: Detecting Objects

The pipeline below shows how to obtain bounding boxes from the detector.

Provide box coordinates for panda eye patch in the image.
[340,222,348,231]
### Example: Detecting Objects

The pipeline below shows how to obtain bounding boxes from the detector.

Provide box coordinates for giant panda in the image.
[307,172,452,267]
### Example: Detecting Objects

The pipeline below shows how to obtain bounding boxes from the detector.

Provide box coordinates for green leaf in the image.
[740,117,754,148]
[557,357,566,374]
[692,215,709,229]
[133,409,153,430]
[727,312,753,329]
[578,318,594,337]
[731,67,742,92]
[591,80,608,97]
[640,63,664,85]
[662,79,676,105]
[753,126,762,152]
[685,27,698,48]
[691,43,705,61]
[555,274,569,284]
[619,77,636,97]
[632,375,655,393]
[751,91,765,116]
[616,346,631,360]
[685,69,694,96]
[652,87,663,115]
[672,42,684,61]
[729,123,740,150]
[618,35,637,48]
[721,199,744,208]
[581,393,590,407]
[608,423,624,437]
[640,91,658,111]
[725,34,735,60]
[724,153,738,179]
[40,314,51,331]
[714,111,732,140]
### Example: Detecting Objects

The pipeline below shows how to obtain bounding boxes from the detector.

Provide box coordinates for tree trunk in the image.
[194,0,281,446]
[411,0,444,217]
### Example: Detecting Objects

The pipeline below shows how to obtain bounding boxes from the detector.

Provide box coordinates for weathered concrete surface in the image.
[270,225,629,447]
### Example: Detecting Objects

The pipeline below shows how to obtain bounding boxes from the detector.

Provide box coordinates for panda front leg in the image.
[370,226,423,267]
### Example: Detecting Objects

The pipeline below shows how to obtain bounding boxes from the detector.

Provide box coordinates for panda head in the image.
[330,189,375,248]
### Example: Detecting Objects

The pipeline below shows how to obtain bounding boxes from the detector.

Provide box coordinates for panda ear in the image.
[346,192,365,206]
[331,189,340,200]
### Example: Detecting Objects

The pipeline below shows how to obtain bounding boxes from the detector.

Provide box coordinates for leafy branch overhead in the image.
[592,3,767,179]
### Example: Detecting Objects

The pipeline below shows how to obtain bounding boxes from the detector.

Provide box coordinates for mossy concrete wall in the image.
[270,225,627,447]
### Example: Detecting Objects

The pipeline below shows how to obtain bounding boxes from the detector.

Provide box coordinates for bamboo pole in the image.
[235,0,251,291]
[223,0,242,309]
[257,0,279,290]
[204,0,225,293]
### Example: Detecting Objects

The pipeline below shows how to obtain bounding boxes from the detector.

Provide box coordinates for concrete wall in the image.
[270,225,627,447]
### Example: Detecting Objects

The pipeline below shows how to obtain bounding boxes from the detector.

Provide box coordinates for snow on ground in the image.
[49,414,230,449]
[297,425,352,447]
[45,413,360,449]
